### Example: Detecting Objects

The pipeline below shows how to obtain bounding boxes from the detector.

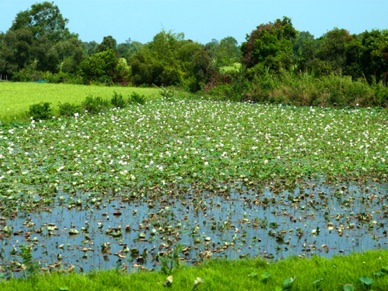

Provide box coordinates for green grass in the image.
[0,82,161,123]
[0,250,387,290]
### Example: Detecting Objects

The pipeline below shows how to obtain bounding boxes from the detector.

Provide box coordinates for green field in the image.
[0,82,161,123]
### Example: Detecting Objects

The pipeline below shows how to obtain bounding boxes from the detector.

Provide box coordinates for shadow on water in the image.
[0,181,387,277]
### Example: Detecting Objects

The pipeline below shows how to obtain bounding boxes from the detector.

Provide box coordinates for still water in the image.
[0,181,386,277]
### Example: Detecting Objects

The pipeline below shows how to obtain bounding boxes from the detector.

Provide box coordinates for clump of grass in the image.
[111,91,127,108]
[20,244,40,277]
[128,92,146,105]
[81,96,110,114]
[58,102,81,117]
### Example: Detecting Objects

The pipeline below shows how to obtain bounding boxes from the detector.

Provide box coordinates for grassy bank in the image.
[0,250,387,290]
[0,82,161,123]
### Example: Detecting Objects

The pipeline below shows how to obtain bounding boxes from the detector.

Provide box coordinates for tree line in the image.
[0,2,387,105]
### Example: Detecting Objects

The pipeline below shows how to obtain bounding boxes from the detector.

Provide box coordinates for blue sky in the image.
[1,0,387,44]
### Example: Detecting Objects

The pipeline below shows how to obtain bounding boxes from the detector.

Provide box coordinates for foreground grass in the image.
[1,250,387,290]
[0,82,161,123]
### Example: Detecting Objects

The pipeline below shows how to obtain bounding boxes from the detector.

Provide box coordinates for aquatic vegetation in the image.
[0,99,387,277]
[0,99,386,200]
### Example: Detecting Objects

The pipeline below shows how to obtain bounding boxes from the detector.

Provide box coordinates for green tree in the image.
[83,41,98,56]
[0,28,34,73]
[0,1,83,79]
[241,16,298,73]
[79,49,118,84]
[293,31,319,73]
[358,29,388,82]
[97,35,117,53]
[10,1,71,43]
[316,28,353,75]
[216,36,241,67]
[128,30,215,90]
[129,30,184,86]
[205,39,219,63]
[117,38,144,62]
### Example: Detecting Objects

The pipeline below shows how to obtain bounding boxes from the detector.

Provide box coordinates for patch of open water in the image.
[0,181,387,277]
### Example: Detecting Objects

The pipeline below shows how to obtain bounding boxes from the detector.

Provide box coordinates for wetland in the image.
[0,99,387,277]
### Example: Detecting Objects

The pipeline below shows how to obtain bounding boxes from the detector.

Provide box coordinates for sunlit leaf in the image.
[248,272,258,278]
[343,284,355,291]
[283,277,295,289]
[359,276,373,286]
[261,271,271,282]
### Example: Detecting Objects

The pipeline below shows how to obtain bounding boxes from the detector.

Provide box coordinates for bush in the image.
[111,92,127,108]
[81,96,110,114]
[58,102,81,117]
[160,86,175,99]
[128,92,146,105]
[245,71,387,108]
[28,102,52,120]
[372,82,388,107]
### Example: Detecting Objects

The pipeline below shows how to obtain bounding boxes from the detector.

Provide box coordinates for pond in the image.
[0,180,387,277]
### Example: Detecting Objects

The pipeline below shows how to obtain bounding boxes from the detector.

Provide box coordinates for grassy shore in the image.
[0,250,387,290]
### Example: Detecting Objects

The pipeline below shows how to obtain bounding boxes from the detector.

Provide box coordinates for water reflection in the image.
[0,181,387,277]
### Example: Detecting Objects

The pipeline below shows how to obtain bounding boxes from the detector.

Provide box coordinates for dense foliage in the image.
[1,99,386,199]
[0,2,387,105]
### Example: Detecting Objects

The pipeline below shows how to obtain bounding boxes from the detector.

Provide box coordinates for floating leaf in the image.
[359,276,373,286]
[248,272,258,278]
[261,271,271,282]
[343,284,355,291]
[68,228,79,235]
[374,271,385,278]
[283,277,295,289]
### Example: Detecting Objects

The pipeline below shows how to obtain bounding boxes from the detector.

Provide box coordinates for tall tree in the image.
[97,35,117,53]
[358,29,388,82]
[0,1,83,78]
[10,2,71,43]
[79,49,118,84]
[293,31,318,73]
[241,17,297,73]
[316,28,353,75]
[216,36,241,67]
[129,30,214,90]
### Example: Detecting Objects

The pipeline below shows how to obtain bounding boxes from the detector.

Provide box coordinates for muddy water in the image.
[0,181,387,277]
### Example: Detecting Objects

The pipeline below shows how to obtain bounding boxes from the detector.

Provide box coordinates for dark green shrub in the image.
[58,102,81,117]
[111,92,127,108]
[128,92,146,105]
[81,96,110,114]
[28,102,52,120]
